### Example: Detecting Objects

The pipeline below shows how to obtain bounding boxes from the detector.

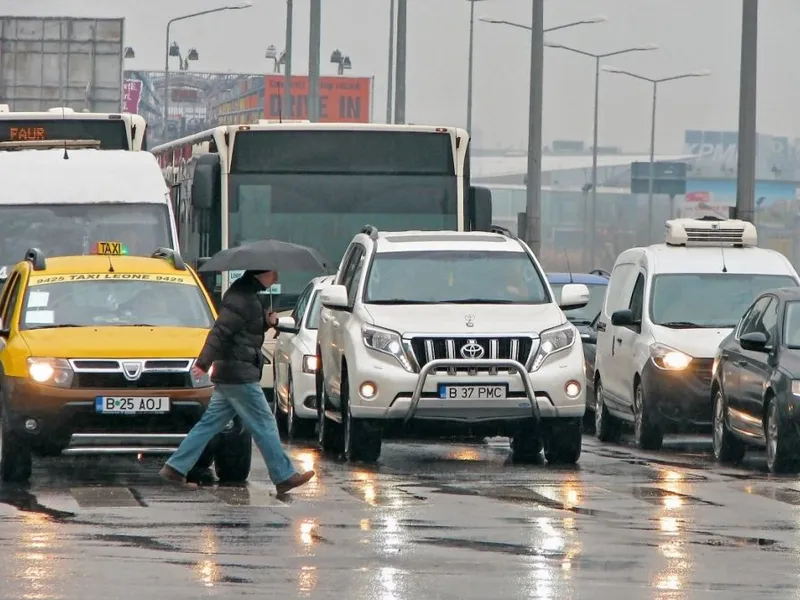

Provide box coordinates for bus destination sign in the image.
[0,120,129,149]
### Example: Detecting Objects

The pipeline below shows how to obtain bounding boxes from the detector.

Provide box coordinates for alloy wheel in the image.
[713,392,725,457]
[767,401,778,465]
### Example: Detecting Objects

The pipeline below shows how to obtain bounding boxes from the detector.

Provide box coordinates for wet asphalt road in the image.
[0,433,798,599]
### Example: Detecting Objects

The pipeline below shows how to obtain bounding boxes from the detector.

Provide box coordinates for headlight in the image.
[792,381,800,396]
[27,358,73,388]
[362,324,413,372]
[191,360,213,388]
[650,343,692,371]
[531,323,575,371]
[302,354,318,374]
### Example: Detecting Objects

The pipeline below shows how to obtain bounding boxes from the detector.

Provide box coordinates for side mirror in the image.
[320,285,350,310]
[276,316,299,334]
[0,317,8,338]
[611,309,635,327]
[740,331,769,351]
[559,283,590,310]
[469,186,492,231]
[191,153,221,210]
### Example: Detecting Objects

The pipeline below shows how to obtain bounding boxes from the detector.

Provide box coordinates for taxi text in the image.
[28,273,193,285]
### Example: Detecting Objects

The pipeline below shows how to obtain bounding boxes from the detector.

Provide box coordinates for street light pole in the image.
[603,66,711,243]
[308,0,321,122]
[394,0,407,124]
[283,0,294,118]
[544,42,657,266]
[162,2,252,139]
[466,0,489,134]
[386,0,395,123]
[736,0,758,224]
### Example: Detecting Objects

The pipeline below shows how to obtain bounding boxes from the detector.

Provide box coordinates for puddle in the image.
[0,485,76,520]
[71,486,145,508]
[83,533,180,552]
[431,484,613,516]
[748,486,800,506]
[631,486,719,506]
[416,536,567,558]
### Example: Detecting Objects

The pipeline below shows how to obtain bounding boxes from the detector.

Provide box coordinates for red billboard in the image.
[263,75,371,123]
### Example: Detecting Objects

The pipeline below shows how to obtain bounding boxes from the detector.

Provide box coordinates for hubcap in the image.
[634,386,643,440]
[595,384,604,433]
[713,393,724,455]
[767,402,778,464]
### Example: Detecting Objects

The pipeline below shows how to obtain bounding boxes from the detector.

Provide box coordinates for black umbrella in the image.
[198,239,330,273]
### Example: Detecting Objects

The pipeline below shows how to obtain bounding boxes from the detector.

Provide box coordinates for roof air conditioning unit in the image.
[664,216,757,247]
[0,104,10,113]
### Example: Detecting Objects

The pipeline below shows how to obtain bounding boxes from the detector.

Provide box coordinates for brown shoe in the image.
[159,465,199,490]
[276,470,315,495]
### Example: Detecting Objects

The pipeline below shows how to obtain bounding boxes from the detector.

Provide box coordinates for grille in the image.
[73,372,190,389]
[408,336,536,371]
[690,358,714,386]
[684,227,745,245]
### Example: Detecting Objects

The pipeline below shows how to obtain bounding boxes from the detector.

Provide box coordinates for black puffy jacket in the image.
[196,273,269,384]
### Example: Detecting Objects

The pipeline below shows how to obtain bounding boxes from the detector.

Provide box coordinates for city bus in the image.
[152,121,492,392]
[0,106,148,151]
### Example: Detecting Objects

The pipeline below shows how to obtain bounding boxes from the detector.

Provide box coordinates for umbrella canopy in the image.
[198,239,330,273]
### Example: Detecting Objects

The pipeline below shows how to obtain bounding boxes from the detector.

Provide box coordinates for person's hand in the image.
[191,364,206,379]
[266,311,279,328]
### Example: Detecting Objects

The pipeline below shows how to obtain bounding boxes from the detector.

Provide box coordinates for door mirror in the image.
[559,283,590,310]
[611,309,635,327]
[0,317,7,338]
[469,186,492,231]
[740,331,768,351]
[276,316,299,334]
[320,285,349,310]
[191,153,221,210]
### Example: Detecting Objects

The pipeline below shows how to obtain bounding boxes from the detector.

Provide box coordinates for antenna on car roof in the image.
[62,106,69,160]
[107,255,115,273]
[720,242,728,274]
[564,251,574,283]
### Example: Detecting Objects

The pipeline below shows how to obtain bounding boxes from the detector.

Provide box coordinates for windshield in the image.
[651,273,798,328]
[306,290,323,330]
[0,204,172,279]
[364,250,549,304]
[229,174,458,311]
[19,279,214,330]
[551,282,607,323]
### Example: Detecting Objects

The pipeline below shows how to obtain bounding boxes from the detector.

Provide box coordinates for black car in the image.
[712,287,800,473]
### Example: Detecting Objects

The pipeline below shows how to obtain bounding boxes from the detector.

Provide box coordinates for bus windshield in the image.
[228,130,460,310]
[0,204,172,279]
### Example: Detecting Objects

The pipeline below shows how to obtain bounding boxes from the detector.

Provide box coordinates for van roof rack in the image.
[489,225,515,238]
[664,217,757,247]
[360,225,379,240]
[152,247,186,270]
[24,248,46,271]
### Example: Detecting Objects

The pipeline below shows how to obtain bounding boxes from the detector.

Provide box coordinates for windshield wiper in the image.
[367,299,437,305]
[116,324,160,327]
[28,324,82,330]
[441,299,516,304]
[658,321,705,329]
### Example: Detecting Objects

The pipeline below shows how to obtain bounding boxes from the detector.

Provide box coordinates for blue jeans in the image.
[166,382,298,484]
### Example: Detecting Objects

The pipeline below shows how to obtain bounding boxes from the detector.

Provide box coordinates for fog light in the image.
[565,380,581,398]
[24,419,38,432]
[359,381,377,399]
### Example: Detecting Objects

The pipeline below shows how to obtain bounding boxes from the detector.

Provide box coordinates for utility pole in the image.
[308,0,321,122]
[736,0,758,223]
[394,0,407,124]
[282,0,293,118]
[386,0,395,123]
[524,0,544,254]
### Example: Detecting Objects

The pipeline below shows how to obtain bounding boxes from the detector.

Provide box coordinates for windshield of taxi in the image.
[364,250,550,304]
[650,273,798,328]
[19,275,214,330]
[550,282,607,324]
[0,204,172,279]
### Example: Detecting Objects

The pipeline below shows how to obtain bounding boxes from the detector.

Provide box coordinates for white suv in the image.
[315,226,590,464]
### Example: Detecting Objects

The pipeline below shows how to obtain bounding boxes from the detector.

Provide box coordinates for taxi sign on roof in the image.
[92,241,129,256]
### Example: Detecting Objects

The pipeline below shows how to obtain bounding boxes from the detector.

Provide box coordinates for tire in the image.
[286,374,315,441]
[0,405,32,483]
[213,419,252,483]
[317,373,343,456]
[510,422,543,464]
[594,378,622,443]
[543,418,582,465]
[712,388,745,464]
[633,380,664,451]
[766,397,800,474]
[342,376,382,463]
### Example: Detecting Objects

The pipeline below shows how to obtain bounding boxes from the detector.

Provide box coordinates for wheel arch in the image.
[762,387,776,431]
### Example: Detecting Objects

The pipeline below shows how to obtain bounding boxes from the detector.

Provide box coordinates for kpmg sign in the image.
[683,130,798,180]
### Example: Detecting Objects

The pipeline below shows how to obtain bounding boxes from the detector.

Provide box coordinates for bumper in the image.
[640,359,713,431]
[3,376,213,454]
[344,343,585,424]
[292,369,318,419]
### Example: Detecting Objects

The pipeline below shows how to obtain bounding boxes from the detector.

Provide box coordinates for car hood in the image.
[20,327,210,358]
[651,325,733,359]
[362,303,565,336]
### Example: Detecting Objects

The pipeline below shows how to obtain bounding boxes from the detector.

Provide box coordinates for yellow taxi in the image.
[0,243,251,483]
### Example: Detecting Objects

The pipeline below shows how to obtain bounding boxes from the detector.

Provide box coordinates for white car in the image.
[273,275,334,439]
[315,226,590,464]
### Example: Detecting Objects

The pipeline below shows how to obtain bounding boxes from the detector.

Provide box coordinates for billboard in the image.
[263,75,371,122]
[122,79,142,114]
[678,179,799,219]
[683,129,796,180]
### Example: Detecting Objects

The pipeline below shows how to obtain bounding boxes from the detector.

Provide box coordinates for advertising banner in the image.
[262,75,371,123]
[122,79,143,114]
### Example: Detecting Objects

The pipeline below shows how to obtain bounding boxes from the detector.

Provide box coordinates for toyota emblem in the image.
[460,340,485,359]
[465,313,475,328]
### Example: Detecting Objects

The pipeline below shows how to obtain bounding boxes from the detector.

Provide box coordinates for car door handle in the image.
[615,337,622,344]
[737,360,747,366]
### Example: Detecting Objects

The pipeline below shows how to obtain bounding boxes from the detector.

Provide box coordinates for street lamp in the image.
[465,0,491,136]
[602,65,711,242]
[479,12,606,254]
[545,41,658,267]
[124,46,135,59]
[163,2,252,137]
[266,45,286,73]
[331,49,352,75]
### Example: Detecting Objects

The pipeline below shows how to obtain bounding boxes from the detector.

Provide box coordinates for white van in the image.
[593,217,800,450]
[0,149,178,283]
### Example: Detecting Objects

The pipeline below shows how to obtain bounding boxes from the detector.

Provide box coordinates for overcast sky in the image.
[5,1,799,153]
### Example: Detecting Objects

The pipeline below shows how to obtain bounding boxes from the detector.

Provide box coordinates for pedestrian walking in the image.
[159,269,315,494]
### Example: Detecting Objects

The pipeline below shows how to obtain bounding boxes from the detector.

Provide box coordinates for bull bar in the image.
[404,358,540,424]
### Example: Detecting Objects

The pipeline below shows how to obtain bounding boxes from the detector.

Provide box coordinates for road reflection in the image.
[14,512,62,600]
[192,526,220,588]
[653,470,692,598]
